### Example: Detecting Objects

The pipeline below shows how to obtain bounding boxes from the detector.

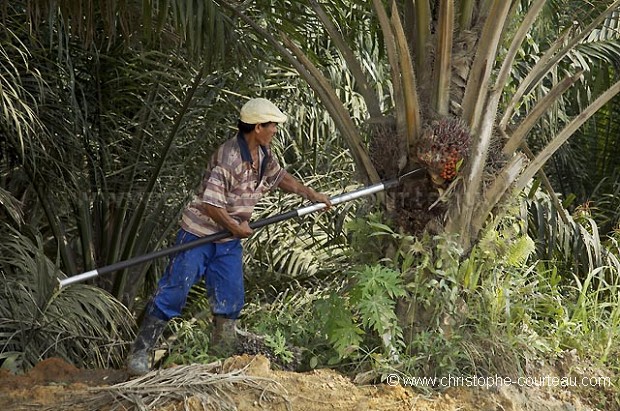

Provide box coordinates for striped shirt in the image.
[181,132,286,238]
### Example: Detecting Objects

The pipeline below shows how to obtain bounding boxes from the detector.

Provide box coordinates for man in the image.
[127,98,331,376]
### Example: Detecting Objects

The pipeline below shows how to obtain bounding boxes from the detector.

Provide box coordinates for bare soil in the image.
[0,355,615,411]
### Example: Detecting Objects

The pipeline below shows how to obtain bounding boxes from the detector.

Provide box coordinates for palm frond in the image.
[516,80,620,192]
[0,187,24,225]
[502,0,620,128]
[59,362,289,411]
[307,0,382,119]
[526,187,620,277]
[0,23,45,160]
[0,226,133,372]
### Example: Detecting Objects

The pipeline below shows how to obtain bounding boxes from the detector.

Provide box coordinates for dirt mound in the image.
[0,355,612,411]
[0,358,127,410]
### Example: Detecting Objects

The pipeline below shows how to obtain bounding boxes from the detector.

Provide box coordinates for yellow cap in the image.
[240,98,287,124]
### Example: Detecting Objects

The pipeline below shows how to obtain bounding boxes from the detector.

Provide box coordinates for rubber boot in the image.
[127,315,167,376]
[210,315,238,358]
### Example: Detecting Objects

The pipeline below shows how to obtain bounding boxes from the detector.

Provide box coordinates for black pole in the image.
[58,169,421,288]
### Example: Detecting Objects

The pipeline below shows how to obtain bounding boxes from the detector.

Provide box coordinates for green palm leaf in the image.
[0,226,133,371]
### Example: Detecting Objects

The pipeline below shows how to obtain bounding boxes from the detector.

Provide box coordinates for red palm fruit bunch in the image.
[416,117,472,182]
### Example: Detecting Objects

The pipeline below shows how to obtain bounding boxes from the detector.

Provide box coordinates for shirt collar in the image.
[237,132,268,162]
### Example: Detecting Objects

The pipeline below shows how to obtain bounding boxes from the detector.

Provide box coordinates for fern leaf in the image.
[507,236,536,266]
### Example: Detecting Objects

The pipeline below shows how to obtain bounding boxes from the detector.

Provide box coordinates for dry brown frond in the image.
[53,361,290,411]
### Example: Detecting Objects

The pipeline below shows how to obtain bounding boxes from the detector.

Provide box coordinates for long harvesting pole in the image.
[58,169,421,288]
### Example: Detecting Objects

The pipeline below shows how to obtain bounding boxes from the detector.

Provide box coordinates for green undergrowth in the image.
[156,204,620,407]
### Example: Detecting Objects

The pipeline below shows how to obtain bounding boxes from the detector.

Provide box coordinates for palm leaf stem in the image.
[390,0,422,154]
[76,192,96,271]
[371,0,406,140]
[462,0,513,133]
[456,1,514,248]
[433,0,454,116]
[412,0,431,75]
[32,178,77,275]
[459,0,475,30]
[493,0,547,99]
[452,88,502,247]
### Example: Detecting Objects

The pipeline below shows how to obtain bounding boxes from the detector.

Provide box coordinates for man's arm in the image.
[278,172,332,208]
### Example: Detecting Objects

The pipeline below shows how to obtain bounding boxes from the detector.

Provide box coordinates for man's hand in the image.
[231,221,254,238]
[204,204,254,238]
[278,172,331,210]
[308,190,332,209]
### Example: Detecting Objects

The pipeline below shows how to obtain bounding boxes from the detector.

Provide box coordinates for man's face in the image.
[256,122,278,146]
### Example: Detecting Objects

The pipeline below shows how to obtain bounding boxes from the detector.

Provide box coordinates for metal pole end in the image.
[398,167,424,182]
[58,269,100,288]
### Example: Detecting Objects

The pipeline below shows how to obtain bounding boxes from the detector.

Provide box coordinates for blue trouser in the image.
[148,229,244,321]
